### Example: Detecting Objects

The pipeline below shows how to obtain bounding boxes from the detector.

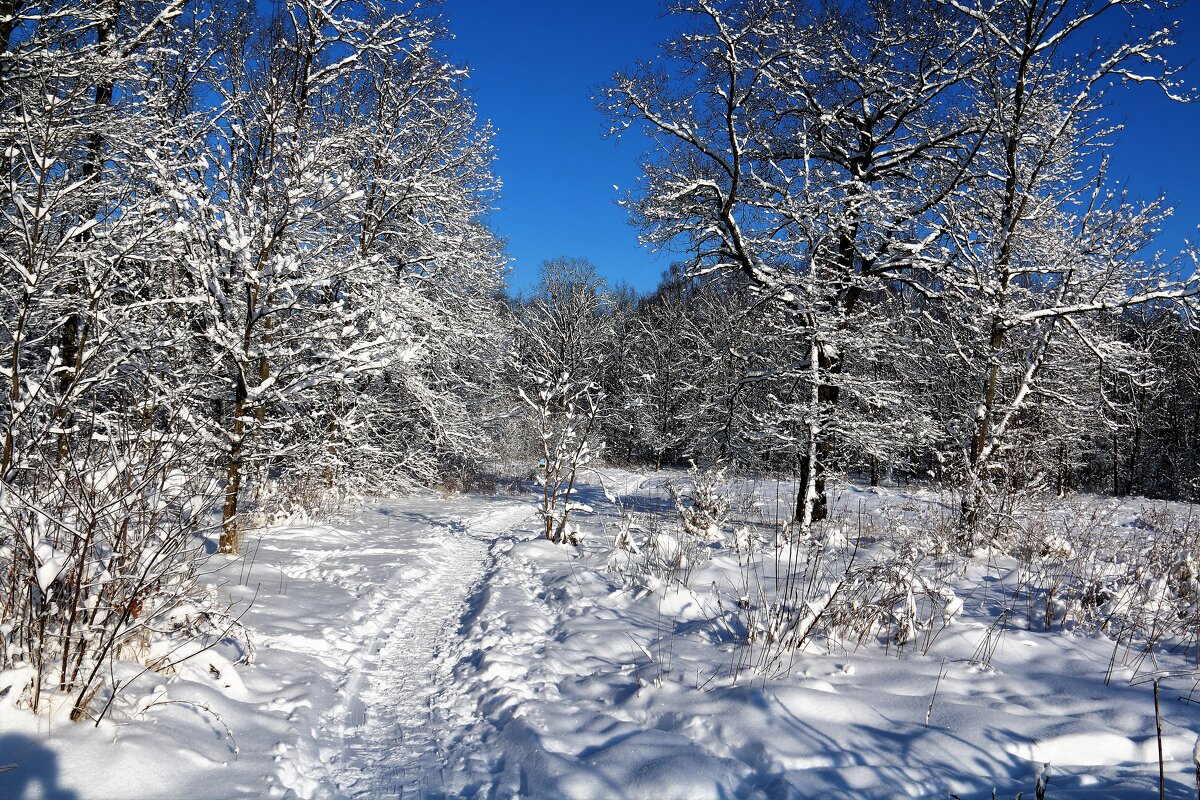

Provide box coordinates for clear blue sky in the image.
[441,1,1199,295]
[440,0,675,294]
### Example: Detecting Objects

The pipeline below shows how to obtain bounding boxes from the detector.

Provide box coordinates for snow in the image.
[0,492,531,799]
[32,544,67,595]
[3,470,1200,798]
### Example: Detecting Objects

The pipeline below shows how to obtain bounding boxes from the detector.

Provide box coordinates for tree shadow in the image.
[0,734,79,800]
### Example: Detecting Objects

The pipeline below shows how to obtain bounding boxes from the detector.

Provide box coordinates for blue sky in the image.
[442,1,1199,295]
[440,0,674,293]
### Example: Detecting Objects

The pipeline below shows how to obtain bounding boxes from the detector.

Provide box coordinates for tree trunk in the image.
[796,452,828,523]
[959,474,985,542]
[961,23,1035,533]
[220,373,248,554]
[1111,433,1120,496]
[794,345,839,524]
[324,386,341,489]
[1126,390,1145,496]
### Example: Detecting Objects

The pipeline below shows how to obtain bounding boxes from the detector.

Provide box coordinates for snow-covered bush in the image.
[837,560,962,653]
[730,537,845,676]
[515,259,613,545]
[605,468,732,589]
[714,498,966,676]
[613,467,731,587]
[671,466,730,545]
[641,526,708,589]
[522,373,603,545]
[0,424,223,720]
[1085,508,1200,669]
[955,499,1200,671]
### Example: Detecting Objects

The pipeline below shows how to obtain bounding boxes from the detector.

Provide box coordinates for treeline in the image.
[590,0,1199,534]
[509,259,1200,504]
[0,0,507,714]
[505,0,1199,546]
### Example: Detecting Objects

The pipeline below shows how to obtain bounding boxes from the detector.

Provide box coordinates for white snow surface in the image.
[0,492,530,799]
[2,470,1200,798]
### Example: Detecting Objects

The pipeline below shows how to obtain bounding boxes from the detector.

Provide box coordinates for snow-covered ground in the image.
[2,470,1199,798]
[0,491,531,799]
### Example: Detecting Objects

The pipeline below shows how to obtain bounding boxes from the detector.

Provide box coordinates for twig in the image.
[926,658,948,728]
[1155,679,1165,800]
[140,698,239,760]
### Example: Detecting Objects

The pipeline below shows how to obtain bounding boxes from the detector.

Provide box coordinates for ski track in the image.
[326,501,531,799]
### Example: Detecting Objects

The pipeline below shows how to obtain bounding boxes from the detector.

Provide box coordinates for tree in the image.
[514,258,609,544]
[620,276,704,469]
[174,0,381,552]
[0,0,221,717]
[604,0,976,531]
[932,0,1198,534]
[164,0,507,552]
[307,5,507,494]
[607,0,1198,533]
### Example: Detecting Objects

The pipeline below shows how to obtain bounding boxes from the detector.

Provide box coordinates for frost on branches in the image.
[513,259,612,544]
[0,0,505,718]
[604,0,1199,537]
[521,374,603,546]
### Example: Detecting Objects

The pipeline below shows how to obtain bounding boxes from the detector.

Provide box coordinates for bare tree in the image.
[933,0,1198,535]
[604,0,977,532]
[515,259,610,544]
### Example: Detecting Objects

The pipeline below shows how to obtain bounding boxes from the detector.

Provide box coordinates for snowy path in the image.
[0,491,535,800]
[331,504,528,798]
[217,494,533,799]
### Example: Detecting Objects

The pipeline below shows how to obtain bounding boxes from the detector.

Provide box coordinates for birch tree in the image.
[935,0,1198,534]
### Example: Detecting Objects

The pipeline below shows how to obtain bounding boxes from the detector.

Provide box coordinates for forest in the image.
[1,0,1199,797]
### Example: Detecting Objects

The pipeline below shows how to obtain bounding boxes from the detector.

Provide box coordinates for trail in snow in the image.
[0,489,535,800]
[6,475,1200,800]
[330,502,530,799]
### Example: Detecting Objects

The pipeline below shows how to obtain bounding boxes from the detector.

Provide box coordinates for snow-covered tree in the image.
[514,258,610,544]
[305,7,507,494]
[159,0,506,552]
[607,0,1198,533]
[931,0,1198,534]
[0,0,222,716]
[619,276,707,469]
[604,0,975,531]
[1,0,509,715]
